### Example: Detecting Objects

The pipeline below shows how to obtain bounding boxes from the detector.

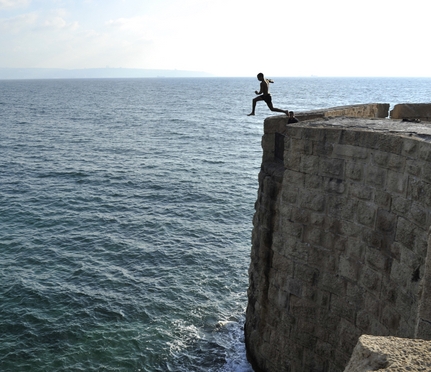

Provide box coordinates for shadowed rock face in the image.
[245,104,431,372]
[390,103,431,121]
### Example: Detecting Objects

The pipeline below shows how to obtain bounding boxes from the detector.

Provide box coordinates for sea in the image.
[1,77,431,372]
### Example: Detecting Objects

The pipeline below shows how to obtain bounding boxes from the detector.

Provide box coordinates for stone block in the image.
[421,163,431,183]
[303,225,323,245]
[402,137,420,157]
[285,126,304,139]
[373,150,405,171]
[395,290,417,325]
[261,133,275,156]
[338,220,365,238]
[300,190,326,212]
[418,142,431,162]
[395,217,417,249]
[407,178,431,206]
[320,158,345,179]
[315,339,333,359]
[345,160,364,181]
[282,221,303,239]
[305,173,323,189]
[345,237,366,260]
[390,259,413,289]
[300,154,320,174]
[282,240,309,262]
[313,140,334,157]
[356,310,373,333]
[386,170,407,195]
[269,284,290,309]
[302,351,329,372]
[295,330,318,349]
[290,206,310,224]
[366,165,387,188]
[295,262,320,285]
[310,212,326,226]
[416,319,431,339]
[324,177,346,194]
[376,209,397,234]
[356,200,377,228]
[360,266,382,293]
[345,335,431,372]
[320,272,346,296]
[286,277,303,298]
[307,245,333,269]
[381,305,401,332]
[409,203,429,229]
[333,144,369,159]
[413,232,428,258]
[338,319,362,355]
[390,103,431,120]
[406,159,421,176]
[326,195,357,221]
[347,283,365,308]
[281,186,299,205]
[283,169,305,186]
[271,250,294,273]
[349,182,373,200]
[363,292,382,318]
[375,133,404,155]
[339,255,360,281]
[374,190,392,210]
[391,196,411,215]
[264,116,288,133]
[363,229,383,250]
[290,296,319,323]
[365,247,390,272]
[284,148,301,172]
[302,127,325,141]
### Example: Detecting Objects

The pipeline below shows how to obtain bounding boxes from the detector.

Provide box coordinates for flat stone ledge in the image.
[265,116,431,141]
[344,335,431,372]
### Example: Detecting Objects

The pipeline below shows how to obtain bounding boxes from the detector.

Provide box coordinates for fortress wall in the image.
[245,106,431,371]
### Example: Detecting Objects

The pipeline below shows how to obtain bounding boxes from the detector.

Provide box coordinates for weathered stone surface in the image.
[245,104,431,372]
[390,103,431,121]
[344,335,431,371]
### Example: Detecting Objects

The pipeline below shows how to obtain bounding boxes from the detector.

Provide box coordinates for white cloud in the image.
[0,0,429,76]
[0,12,37,32]
[0,0,30,9]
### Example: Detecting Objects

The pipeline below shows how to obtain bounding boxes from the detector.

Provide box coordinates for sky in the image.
[0,0,429,77]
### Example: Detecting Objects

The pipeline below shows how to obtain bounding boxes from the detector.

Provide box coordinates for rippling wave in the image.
[1,77,430,371]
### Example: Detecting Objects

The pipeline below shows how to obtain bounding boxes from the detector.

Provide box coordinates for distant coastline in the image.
[0,68,213,80]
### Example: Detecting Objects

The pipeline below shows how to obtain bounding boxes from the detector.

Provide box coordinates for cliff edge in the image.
[245,103,431,371]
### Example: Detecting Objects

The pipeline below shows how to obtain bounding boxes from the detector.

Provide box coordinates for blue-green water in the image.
[1,77,430,371]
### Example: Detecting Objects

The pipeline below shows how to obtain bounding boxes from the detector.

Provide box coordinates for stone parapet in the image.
[390,103,431,121]
[245,105,431,371]
[293,103,390,122]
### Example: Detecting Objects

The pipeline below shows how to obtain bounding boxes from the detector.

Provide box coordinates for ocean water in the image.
[1,77,430,372]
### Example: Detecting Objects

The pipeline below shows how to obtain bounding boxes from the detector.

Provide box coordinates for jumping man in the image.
[247,73,289,116]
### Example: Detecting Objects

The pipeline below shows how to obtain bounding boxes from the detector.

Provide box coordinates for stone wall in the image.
[245,104,431,371]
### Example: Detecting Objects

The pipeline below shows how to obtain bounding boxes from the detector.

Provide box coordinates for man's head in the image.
[257,72,264,81]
